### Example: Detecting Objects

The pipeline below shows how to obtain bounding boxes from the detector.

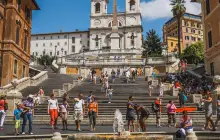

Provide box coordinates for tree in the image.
[37,55,55,66]
[143,29,162,57]
[170,0,186,57]
[181,42,204,64]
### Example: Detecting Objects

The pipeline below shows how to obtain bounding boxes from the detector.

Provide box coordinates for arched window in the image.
[108,21,122,27]
[24,34,27,52]
[95,3,101,13]
[108,22,112,27]
[119,21,122,27]
[130,0,135,11]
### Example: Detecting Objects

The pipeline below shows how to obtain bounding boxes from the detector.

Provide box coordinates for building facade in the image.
[31,0,143,58]
[0,0,39,86]
[192,0,220,76]
[166,36,183,53]
[163,13,203,52]
[31,31,89,57]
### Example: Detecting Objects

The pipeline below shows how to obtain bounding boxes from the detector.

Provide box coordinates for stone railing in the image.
[31,71,48,86]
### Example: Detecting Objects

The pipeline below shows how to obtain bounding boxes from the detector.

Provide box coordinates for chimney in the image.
[75,29,79,32]
[60,30,62,33]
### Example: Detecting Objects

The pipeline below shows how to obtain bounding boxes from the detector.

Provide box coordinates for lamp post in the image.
[82,45,85,66]
[61,48,64,65]
[54,46,57,58]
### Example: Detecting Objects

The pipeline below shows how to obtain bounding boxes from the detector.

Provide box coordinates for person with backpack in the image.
[136,105,150,132]
[0,95,8,130]
[166,101,177,127]
[176,111,193,139]
[88,96,98,131]
[60,97,69,131]
[73,94,85,131]
[153,98,162,127]
[111,69,116,83]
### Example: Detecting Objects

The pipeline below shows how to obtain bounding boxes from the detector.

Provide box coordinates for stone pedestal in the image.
[163,83,171,92]
[6,90,23,116]
[59,67,66,74]
[52,132,62,140]
[80,67,89,79]
[188,94,202,104]
[110,32,120,50]
[172,88,179,96]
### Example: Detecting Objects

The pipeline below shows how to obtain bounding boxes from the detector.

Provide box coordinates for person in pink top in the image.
[166,100,177,127]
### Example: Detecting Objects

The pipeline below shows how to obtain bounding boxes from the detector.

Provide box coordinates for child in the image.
[107,86,113,103]
[93,74,97,84]
[14,103,23,135]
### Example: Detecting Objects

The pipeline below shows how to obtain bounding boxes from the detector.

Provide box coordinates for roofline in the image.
[31,30,89,36]
[164,12,202,25]
[32,0,40,10]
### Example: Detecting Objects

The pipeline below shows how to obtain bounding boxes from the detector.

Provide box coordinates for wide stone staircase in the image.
[20,70,79,97]
[14,76,210,125]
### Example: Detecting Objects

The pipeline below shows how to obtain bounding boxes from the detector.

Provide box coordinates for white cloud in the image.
[140,0,201,20]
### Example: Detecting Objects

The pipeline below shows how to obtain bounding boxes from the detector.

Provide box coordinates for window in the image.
[58,36,60,39]
[64,35,67,38]
[50,52,52,56]
[198,31,201,34]
[51,36,53,39]
[186,28,188,33]
[171,42,173,47]
[43,37,45,39]
[119,22,122,27]
[43,43,45,47]
[50,43,52,46]
[24,35,27,52]
[65,51,67,55]
[57,51,59,56]
[57,42,60,46]
[185,36,189,40]
[130,0,136,11]
[72,46,75,52]
[36,37,38,40]
[32,52,34,56]
[43,50,45,55]
[80,40,82,44]
[80,34,82,37]
[208,30,212,48]
[186,44,189,47]
[14,59,18,74]
[36,43,38,47]
[72,37,75,43]
[197,24,200,28]
[191,29,195,33]
[22,65,25,78]
[65,42,67,45]
[25,6,31,20]
[15,27,20,45]
[35,52,38,56]
[191,36,196,41]
[108,22,112,27]
[198,38,201,41]
[95,3,101,13]
[17,0,21,13]
[210,62,214,76]
[206,0,210,15]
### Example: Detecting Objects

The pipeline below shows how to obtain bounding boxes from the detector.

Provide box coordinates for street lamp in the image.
[82,45,85,66]
[54,46,57,58]
[61,48,64,65]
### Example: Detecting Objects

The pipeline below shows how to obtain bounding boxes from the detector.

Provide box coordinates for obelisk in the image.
[110,0,120,50]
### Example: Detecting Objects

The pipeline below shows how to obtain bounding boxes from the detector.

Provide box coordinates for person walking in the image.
[126,96,136,132]
[48,93,59,130]
[60,97,69,131]
[73,94,85,131]
[93,74,97,84]
[88,96,98,131]
[111,69,116,83]
[104,75,109,97]
[125,70,130,83]
[14,103,23,135]
[159,81,164,97]
[178,89,186,107]
[154,98,162,127]
[107,86,113,103]
[136,105,150,132]
[0,95,8,130]
[215,95,220,129]
[148,82,153,97]
[21,95,34,135]
[117,68,120,78]
[166,101,177,127]
[202,93,216,131]
[132,70,136,82]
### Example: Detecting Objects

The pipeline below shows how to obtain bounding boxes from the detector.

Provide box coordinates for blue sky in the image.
[32,0,201,39]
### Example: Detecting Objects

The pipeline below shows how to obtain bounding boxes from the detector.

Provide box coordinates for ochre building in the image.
[0,0,39,86]
[163,13,203,52]
[192,0,220,76]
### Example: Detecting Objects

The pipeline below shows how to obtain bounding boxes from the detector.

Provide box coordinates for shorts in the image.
[73,110,83,121]
[126,111,136,121]
[15,120,21,129]
[156,112,161,119]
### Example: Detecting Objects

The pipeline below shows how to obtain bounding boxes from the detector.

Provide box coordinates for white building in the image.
[31,31,89,57]
[31,0,143,58]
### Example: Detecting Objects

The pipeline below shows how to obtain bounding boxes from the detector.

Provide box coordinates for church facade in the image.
[31,0,143,58]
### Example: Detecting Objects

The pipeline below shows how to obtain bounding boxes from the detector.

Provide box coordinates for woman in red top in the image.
[0,95,8,130]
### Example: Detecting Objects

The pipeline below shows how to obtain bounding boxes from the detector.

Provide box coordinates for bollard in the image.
[186,131,197,140]
[51,132,62,140]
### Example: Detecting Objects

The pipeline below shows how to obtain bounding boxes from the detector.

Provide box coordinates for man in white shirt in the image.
[73,94,85,131]
[125,70,130,83]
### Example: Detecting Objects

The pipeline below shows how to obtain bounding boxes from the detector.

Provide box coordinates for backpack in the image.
[176,129,186,139]
[151,103,159,112]
[183,94,188,101]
